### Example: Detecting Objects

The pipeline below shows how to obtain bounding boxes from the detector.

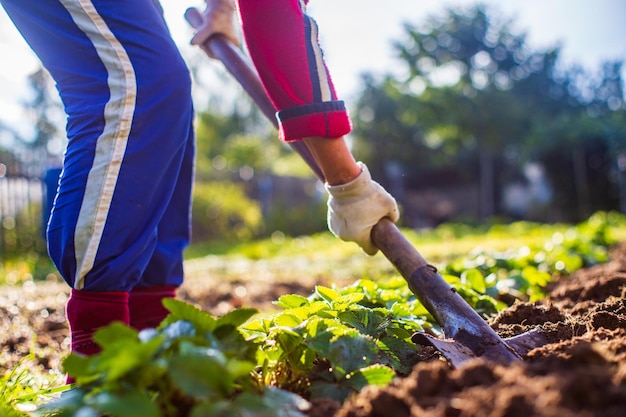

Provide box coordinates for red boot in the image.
[128,285,177,331]
[64,289,129,383]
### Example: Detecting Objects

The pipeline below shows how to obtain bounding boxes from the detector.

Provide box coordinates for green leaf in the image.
[162,298,217,334]
[461,268,486,293]
[475,295,504,316]
[193,389,309,417]
[327,333,378,376]
[90,389,160,417]
[162,320,196,341]
[315,285,340,303]
[97,334,164,382]
[92,322,138,349]
[306,330,333,358]
[337,308,390,339]
[376,336,417,375]
[216,307,257,329]
[258,387,310,417]
[239,318,271,342]
[442,274,461,284]
[225,359,256,379]
[275,294,309,309]
[273,312,303,328]
[281,302,328,321]
[390,302,411,317]
[332,293,366,311]
[305,316,351,339]
[168,352,234,398]
[62,354,93,379]
[275,331,305,359]
[377,288,406,304]
[344,364,395,391]
[409,301,430,317]
[241,318,270,333]
[522,266,551,287]
[34,388,90,416]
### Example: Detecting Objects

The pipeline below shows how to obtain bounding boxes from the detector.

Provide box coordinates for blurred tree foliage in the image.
[0,68,63,263]
[192,103,323,241]
[351,5,626,222]
[191,181,263,242]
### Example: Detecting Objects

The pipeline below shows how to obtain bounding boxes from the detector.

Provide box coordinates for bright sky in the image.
[1,0,625,138]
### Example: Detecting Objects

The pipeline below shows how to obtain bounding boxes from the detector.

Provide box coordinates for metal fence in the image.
[0,174,50,259]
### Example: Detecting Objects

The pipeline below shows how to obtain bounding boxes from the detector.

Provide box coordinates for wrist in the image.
[325,162,362,186]
[325,162,371,197]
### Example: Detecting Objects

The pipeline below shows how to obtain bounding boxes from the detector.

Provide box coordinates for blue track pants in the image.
[1,0,195,291]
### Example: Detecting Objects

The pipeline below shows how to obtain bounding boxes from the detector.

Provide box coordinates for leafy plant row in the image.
[16,211,626,416]
[442,211,622,304]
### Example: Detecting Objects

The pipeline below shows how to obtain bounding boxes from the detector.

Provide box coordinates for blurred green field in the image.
[183,212,626,286]
[2,212,626,287]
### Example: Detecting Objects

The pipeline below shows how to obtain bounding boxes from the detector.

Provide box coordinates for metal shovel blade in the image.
[412,327,550,368]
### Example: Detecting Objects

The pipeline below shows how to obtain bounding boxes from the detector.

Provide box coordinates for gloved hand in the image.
[326,162,399,255]
[190,0,240,57]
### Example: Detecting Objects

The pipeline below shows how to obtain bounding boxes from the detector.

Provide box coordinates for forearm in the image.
[302,137,361,185]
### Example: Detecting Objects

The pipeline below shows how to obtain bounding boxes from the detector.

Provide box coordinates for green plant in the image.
[442,211,622,303]
[1,358,65,417]
[242,279,437,402]
[39,300,308,417]
[1,363,31,417]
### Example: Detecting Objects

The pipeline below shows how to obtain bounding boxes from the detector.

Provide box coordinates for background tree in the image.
[351,4,625,222]
[21,68,64,175]
[191,80,325,241]
[524,61,626,221]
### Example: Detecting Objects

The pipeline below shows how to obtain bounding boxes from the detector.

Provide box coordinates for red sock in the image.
[128,285,177,331]
[64,289,129,383]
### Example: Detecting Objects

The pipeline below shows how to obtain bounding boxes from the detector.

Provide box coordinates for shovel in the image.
[184,7,548,368]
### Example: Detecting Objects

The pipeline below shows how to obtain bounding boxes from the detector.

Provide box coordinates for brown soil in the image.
[1,243,625,417]
[322,242,626,417]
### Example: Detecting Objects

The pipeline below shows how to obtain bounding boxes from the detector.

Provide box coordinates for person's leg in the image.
[130,128,195,331]
[1,0,194,352]
[128,286,176,331]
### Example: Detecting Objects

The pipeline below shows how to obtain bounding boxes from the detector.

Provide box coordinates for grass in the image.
[0,357,67,417]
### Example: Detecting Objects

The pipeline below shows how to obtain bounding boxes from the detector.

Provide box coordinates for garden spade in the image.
[185,6,548,368]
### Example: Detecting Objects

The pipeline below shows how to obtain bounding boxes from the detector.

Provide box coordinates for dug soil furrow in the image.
[327,242,626,417]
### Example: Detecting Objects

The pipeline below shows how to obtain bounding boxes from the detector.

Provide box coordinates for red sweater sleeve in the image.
[237,0,352,141]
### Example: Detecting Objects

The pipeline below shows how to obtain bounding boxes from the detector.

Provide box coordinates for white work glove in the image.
[326,162,400,255]
[189,0,240,57]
